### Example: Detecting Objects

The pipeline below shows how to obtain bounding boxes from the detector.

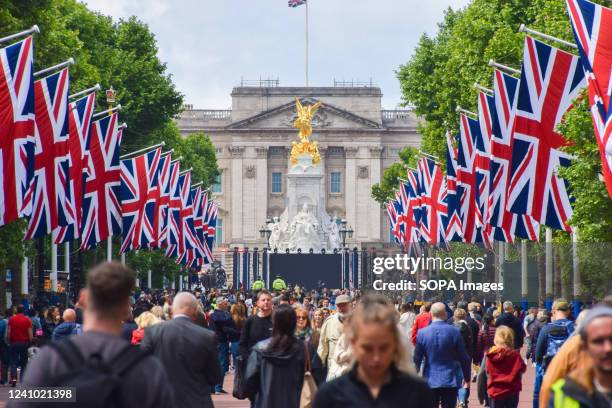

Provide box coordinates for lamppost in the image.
[259,218,272,247]
[339,219,354,248]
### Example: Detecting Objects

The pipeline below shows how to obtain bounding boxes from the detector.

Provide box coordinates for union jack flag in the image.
[288,0,306,7]
[164,161,181,258]
[457,114,486,244]
[0,37,34,227]
[489,70,539,241]
[80,113,122,250]
[200,191,214,264]
[175,171,198,265]
[24,68,72,240]
[444,131,463,241]
[205,200,218,257]
[417,157,448,246]
[386,200,401,244]
[152,153,172,248]
[53,92,96,244]
[400,172,422,255]
[120,147,162,253]
[476,91,495,244]
[507,36,585,232]
[566,0,612,198]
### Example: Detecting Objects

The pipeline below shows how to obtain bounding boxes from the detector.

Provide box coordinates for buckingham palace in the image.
[176,80,422,250]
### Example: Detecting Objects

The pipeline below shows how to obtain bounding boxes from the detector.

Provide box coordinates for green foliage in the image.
[381,0,612,244]
[370,147,418,204]
[0,0,218,281]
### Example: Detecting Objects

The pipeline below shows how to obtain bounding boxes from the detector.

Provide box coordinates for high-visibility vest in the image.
[272,278,286,291]
[550,379,580,408]
[252,280,265,291]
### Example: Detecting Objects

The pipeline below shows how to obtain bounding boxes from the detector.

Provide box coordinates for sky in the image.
[84,0,470,110]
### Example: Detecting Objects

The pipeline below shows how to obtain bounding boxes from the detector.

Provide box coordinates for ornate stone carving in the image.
[358,166,369,179]
[281,109,332,129]
[255,146,268,159]
[244,165,256,179]
[344,146,359,159]
[229,145,245,158]
[369,146,383,158]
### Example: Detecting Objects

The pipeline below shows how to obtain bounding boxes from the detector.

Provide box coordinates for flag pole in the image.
[518,24,577,49]
[456,106,477,117]
[305,0,309,87]
[0,25,39,44]
[488,60,521,76]
[69,84,100,100]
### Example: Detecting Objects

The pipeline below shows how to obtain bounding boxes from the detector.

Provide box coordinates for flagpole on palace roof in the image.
[305,0,309,87]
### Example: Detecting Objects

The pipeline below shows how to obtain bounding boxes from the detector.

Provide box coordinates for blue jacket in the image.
[414,320,471,389]
[51,322,80,342]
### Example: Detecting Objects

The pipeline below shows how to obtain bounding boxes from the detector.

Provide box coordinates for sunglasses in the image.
[297,315,308,320]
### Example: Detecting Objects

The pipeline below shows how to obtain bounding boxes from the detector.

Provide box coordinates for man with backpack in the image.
[10,262,173,407]
[533,299,575,408]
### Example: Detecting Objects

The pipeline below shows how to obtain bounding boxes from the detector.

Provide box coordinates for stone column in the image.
[369,146,383,241]
[255,147,269,241]
[318,146,327,213]
[229,146,245,242]
[344,146,358,243]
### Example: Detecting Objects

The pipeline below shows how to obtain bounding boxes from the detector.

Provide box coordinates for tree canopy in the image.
[0,0,219,285]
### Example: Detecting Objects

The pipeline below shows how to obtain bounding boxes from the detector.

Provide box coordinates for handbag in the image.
[300,341,318,408]
[232,355,249,400]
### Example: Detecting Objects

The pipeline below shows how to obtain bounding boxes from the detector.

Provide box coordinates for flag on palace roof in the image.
[288,0,307,7]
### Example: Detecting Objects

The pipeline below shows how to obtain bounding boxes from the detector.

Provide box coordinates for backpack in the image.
[542,321,574,370]
[42,338,150,407]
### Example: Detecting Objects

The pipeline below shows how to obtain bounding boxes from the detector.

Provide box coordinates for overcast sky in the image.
[84,0,470,110]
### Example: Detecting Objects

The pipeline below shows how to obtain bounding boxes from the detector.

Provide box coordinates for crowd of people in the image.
[1,262,610,408]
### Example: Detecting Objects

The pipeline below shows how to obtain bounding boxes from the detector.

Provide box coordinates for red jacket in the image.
[485,346,526,399]
[411,312,431,345]
[131,327,145,345]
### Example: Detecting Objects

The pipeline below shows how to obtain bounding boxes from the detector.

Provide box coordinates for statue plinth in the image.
[266,98,342,252]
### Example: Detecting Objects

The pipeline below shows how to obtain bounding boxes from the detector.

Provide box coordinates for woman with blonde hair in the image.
[311,308,324,332]
[131,311,160,345]
[150,305,164,321]
[478,326,526,408]
[313,294,434,407]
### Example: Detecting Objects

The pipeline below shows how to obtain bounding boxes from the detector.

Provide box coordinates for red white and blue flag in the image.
[204,200,218,258]
[489,70,539,241]
[386,199,401,244]
[24,68,72,240]
[175,171,199,265]
[417,157,448,246]
[153,153,172,249]
[444,131,463,242]
[400,171,422,255]
[53,92,96,244]
[80,113,122,250]
[164,161,182,258]
[0,36,34,227]
[507,37,585,232]
[288,0,307,7]
[119,147,162,253]
[476,91,495,244]
[566,0,612,198]
[200,191,214,264]
[457,114,486,243]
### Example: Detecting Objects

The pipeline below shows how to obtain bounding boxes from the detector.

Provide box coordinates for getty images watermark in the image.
[371,253,503,292]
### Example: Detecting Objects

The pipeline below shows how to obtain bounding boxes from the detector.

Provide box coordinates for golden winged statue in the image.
[290,97,322,166]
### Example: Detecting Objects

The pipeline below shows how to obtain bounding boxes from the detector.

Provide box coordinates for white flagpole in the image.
[107,236,112,262]
[51,242,58,292]
[0,25,39,44]
[305,0,309,87]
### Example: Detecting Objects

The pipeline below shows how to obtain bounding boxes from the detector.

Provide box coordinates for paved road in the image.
[0,360,537,408]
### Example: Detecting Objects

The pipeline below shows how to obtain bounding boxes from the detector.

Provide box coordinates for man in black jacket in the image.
[141,292,222,408]
[496,301,525,349]
[209,297,239,394]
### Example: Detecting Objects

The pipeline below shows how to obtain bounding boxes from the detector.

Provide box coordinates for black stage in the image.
[269,253,342,289]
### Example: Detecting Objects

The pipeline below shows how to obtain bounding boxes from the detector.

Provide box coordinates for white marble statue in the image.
[288,203,321,251]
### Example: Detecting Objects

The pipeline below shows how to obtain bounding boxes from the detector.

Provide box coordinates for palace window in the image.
[271,172,282,193]
[212,173,222,193]
[330,171,342,193]
[214,219,223,247]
